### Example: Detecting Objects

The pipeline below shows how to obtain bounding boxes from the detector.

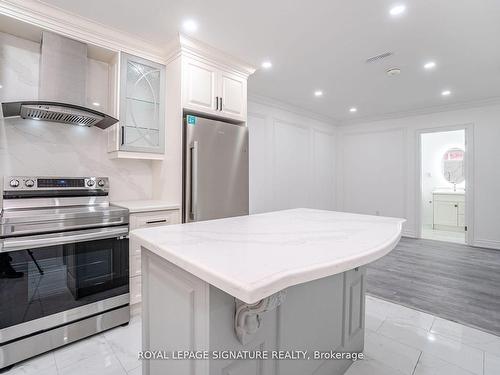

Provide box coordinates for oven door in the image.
[0,226,129,344]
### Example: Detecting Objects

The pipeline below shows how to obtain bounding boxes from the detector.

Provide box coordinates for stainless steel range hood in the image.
[1,32,117,129]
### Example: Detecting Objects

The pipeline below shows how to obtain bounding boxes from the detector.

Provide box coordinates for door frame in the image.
[415,123,475,245]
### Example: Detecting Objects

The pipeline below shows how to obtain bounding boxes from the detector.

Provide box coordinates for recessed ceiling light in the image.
[349,107,358,113]
[92,102,100,107]
[424,61,436,70]
[261,61,272,69]
[389,4,406,16]
[314,90,323,97]
[182,19,198,33]
[441,90,451,96]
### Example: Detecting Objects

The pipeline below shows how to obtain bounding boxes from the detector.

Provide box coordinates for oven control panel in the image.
[3,177,109,191]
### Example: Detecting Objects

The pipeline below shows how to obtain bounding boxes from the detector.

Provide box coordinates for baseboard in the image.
[402,229,417,238]
[472,239,500,250]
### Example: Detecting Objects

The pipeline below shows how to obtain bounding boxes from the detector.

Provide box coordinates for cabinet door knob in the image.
[215,96,219,110]
[220,97,223,111]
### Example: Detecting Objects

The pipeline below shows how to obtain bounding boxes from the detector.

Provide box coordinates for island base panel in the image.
[141,249,366,375]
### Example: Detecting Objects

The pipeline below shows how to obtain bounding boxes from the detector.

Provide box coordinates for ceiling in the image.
[39,0,500,123]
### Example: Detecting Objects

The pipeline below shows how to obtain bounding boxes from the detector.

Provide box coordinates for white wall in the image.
[0,32,153,201]
[248,99,336,214]
[337,103,500,249]
[421,130,465,227]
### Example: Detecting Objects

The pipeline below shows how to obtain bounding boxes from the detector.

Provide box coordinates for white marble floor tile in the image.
[53,334,114,370]
[364,330,421,374]
[4,297,496,375]
[365,311,385,332]
[104,316,142,372]
[365,295,435,330]
[127,365,142,375]
[484,352,500,375]
[413,352,477,375]
[5,353,58,375]
[430,317,500,355]
[378,320,484,375]
[344,356,406,375]
[57,352,127,375]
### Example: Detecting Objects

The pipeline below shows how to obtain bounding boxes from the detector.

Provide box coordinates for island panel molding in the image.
[131,208,405,304]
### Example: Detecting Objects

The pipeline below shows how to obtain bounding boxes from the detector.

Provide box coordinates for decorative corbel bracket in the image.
[234,291,286,345]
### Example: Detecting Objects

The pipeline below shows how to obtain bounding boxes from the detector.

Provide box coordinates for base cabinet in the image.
[433,193,465,232]
[141,249,365,375]
[128,209,180,305]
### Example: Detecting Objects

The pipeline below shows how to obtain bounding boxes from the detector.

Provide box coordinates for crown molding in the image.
[165,33,256,78]
[248,92,339,126]
[0,0,166,63]
[339,96,500,126]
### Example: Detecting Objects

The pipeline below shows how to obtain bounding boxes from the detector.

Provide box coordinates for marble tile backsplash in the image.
[0,31,152,201]
[0,117,153,201]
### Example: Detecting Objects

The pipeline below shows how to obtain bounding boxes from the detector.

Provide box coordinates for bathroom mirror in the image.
[442,148,465,184]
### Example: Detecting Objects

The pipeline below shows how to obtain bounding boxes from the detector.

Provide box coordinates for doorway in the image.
[418,127,472,244]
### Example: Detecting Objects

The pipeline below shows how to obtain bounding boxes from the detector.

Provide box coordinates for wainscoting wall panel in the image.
[248,100,337,213]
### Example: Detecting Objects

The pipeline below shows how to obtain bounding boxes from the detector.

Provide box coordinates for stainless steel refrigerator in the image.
[183,115,249,222]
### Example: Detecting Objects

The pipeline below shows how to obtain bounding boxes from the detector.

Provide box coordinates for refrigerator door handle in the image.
[189,141,199,221]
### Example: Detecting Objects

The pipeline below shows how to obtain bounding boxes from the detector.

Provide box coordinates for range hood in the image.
[1,32,117,129]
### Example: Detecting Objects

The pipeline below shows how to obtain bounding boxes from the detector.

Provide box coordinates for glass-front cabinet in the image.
[117,53,165,154]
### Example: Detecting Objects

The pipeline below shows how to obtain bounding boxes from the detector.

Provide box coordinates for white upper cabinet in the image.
[184,59,218,112]
[182,57,248,122]
[119,53,166,154]
[220,71,247,119]
[107,52,166,158]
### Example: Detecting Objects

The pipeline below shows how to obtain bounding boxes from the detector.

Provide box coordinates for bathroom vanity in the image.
[130,208,404,375]
[433,190,465,231]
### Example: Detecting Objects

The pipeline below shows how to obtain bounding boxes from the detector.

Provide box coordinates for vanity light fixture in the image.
[349,107,357,113]
[261,61,272,69]
[441,90,451,96]
[314,90,323,97]
[424,61,436,70]
[182,19,198,33]
[390,4,406,16]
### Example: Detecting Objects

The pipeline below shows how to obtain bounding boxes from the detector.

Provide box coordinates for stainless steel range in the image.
[0,176,130,370]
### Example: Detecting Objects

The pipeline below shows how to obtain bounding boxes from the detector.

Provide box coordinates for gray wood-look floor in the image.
[366,237,500,336]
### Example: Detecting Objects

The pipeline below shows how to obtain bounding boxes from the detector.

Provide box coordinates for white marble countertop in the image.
[130,208,405,304]
[111,200,180,213]
[432,189,465,195]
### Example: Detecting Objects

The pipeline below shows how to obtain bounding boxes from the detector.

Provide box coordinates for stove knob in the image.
[97,179,105,187]
[9,179,20,188]
[86,179,95,187]
[25,179,35,188]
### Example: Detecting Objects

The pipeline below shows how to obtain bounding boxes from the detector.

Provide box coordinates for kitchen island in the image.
[130,208,405,375]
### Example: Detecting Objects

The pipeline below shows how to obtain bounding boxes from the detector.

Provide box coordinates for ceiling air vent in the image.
[365,52,394,64]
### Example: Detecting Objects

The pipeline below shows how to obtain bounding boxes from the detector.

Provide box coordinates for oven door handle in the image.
[0,226,129,252]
